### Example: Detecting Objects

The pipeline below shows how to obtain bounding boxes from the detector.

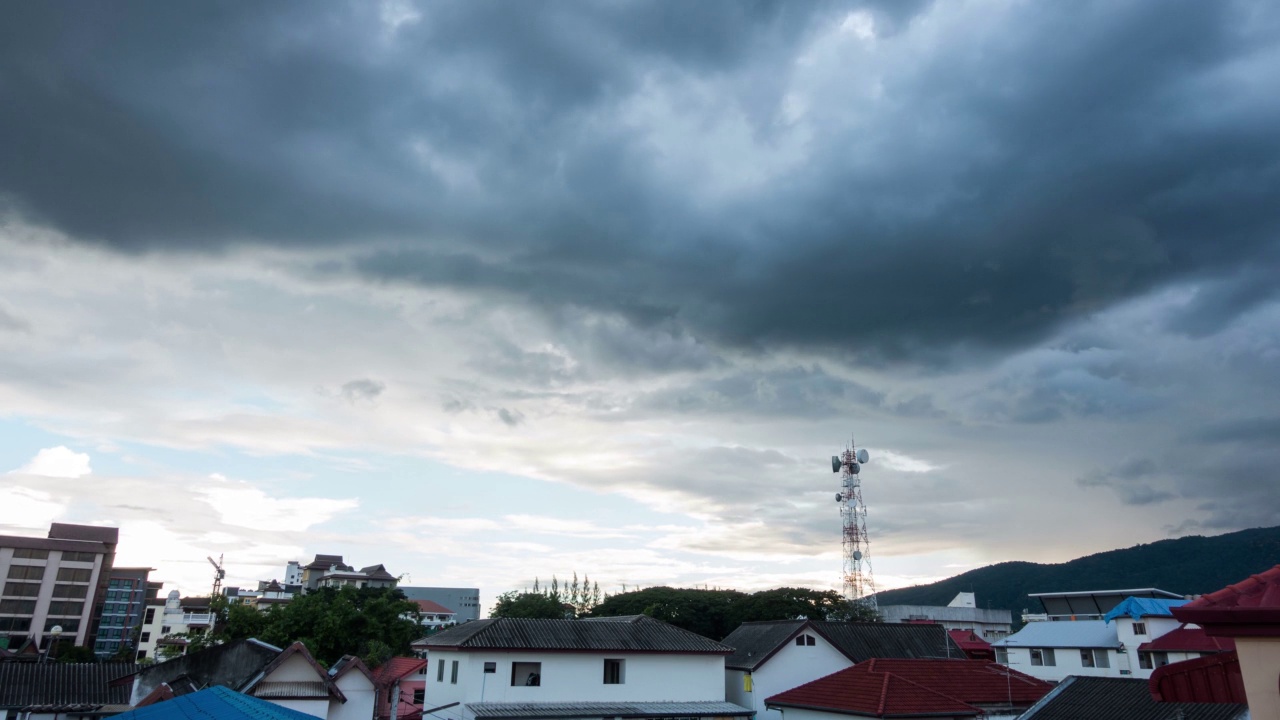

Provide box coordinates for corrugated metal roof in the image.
[425,616,732,654]
[113,685,325,720]
[0,662,139,708]
[1019,676,1247,720]
[723,620,964,671]
[466,701,753,719]
[991,620,1119,649]
[251,681,331,699]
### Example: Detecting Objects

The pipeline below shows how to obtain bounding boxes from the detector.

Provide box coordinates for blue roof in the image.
[111,686,322,720]
[1102,596,1188,623]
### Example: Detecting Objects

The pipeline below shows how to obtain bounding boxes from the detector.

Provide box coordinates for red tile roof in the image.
[946,629,991,651]
[413,599,454,614]
[371,657,427,688]
[1137,624,1235,653]
[1148,650,1247,704]
[765,659,1052,718]
[1173,564,1280,636]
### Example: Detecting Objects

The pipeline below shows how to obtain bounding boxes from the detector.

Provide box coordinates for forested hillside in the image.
[875,525,1280,621]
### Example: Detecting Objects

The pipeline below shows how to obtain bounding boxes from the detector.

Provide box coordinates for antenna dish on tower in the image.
[831,456,841,473]
[831,436,876,614]
[857,448,869,464]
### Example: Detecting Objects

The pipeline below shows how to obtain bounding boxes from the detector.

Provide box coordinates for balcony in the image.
[182,612,214,626]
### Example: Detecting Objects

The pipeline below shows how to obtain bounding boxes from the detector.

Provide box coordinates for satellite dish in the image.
[835,493,842,502]
[857,448,869,464]
[853,550,863,561]
[850,462,860,475]
[831,456,841,473]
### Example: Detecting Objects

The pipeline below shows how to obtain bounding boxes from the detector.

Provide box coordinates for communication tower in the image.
[832,439,876,612]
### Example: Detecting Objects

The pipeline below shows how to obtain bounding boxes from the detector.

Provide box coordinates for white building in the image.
[1023,588,1183,622]
[991,620,1123,682]
[422,615,751,720]
[400,587,483,623]
[721,620,963,720]
[135,590,215,660]
[1100,596,1188,678]
[878,592,1013,642]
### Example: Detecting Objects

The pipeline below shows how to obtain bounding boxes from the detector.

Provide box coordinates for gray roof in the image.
[991,620,1119,649]
[723,620,964,671]
[466,701,754,719]
[131,638,283,700]
[251,681,332,699]
[425,615,732,654]
[0,662,139,710]
[1019,676,1248,720]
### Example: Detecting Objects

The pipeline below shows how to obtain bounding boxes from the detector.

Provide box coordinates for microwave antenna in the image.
[831,438,876,612]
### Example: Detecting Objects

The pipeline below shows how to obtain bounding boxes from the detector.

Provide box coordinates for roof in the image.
[991,620,1119,649]
[0,534,111,553]
[1149,651,1247,704]
[465,701,753,719]
[425,615,732,654]
[49,522,119,544]
[413,599,455,614]
[1031,589,1183,618]
[766,658,1051,716]
[1138,624,1235,653]
[252,642,343,701]
[946,629,991,651]
[1102,597,1188,623]
[251,682,331,699]
[765,663,981,718]
[329,656,375,684]
[1174,563,1280,635]
[306,554,345,569]
[112,685,324,720]
[359,564,398,581]
[1018,676,1247,720]
[131,639,284,700]
[0,662,139,709]
[371,657,428,687]
[723,620,964,671]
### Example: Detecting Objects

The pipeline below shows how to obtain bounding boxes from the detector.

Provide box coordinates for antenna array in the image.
[832,439,876,612]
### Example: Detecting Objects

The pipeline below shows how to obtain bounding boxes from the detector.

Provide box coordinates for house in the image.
[371,657,428,720]
[991,620,1121,682]
[412,600,457,631]
[1100,596,1188,678]
[946,629,993,661]
[112,686,324,720]
[1017,676,1246,720]
[0,523,120,654]
[721,620,963,720]
[298,556,398,593]
[0,662,138,720]
[878,592,1013,642]
[134,591,215,660]
[422,615,751,720]
[328,657,378,720]
[123,639,374,720]
[399,587,483,624]
[764,658,1052,719]
[1134,623,1235,675]
[1169,562,1280,717]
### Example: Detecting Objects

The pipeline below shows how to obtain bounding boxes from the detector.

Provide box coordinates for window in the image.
[794,633,817,646]
[451,660,459,684]
[7,565,44,581]
[3,582,41,597]
[161,625,171,634]
[511,661,540,687]
[1132,622,1146,636]
[13,548,49,560]
[61,552,97,563]
[47,601,84,616]
[1080,649,1110,668]
[0,599,37,614]
[141,632,150,643]
[0,617,32,632]
[1030,648,1056,667]
[412,689,425,705]
[437,660,445,682]
[995,647,1009,664]
[52,584,88,599]
[56,568,92,583]
[604,659,624,684]
[144,608,155,624]
[484,662,496,673]
[1139,651,1169,669]
[136,650,147,659]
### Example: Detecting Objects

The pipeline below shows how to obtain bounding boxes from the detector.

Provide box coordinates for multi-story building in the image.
[93,566,159,658]
[400,587,482,623]
[878,592,1014,642]
[0,523,118,654]
[135,589,215,660]
[299,555,398,593]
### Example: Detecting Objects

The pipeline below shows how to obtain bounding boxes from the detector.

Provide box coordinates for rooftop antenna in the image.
[832,437,877,614]
[208,554,226,598]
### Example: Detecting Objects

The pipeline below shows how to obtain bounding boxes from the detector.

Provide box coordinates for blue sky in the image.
[2,0,1279,614]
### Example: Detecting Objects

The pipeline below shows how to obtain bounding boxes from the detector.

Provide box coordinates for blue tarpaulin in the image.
[1102,596,1188,623]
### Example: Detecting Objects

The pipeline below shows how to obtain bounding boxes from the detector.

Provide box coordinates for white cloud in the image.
[12,446,92,478]
[875,449,942,474]
[0,486,65,528]
[199,483,359,533]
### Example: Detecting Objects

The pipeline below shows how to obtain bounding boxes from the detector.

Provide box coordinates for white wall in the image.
[1002,646,1122,683]
[330,672,377,720]
[1234,636,1280,720]
[425,650,725,716]
[268,653,324,681]
[727,632,854,720]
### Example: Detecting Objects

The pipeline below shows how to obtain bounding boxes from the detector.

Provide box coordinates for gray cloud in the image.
[340,379,385,403]
[496,408,525,427]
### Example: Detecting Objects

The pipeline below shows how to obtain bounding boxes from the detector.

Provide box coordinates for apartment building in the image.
[93,567,159,658]
[0,523,118,653]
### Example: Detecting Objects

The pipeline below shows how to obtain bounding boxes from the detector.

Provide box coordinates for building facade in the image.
[878,592,1013,642]
[0,523,118,653]
[135,590,215,660]
[400,587,482,623]
[93,566,158,658]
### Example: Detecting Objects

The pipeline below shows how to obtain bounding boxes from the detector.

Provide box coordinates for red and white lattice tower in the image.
[833,439,876,612]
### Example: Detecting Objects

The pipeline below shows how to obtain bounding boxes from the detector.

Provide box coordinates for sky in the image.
[2,0,1279,614]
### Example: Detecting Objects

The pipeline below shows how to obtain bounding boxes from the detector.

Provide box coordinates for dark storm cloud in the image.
[3,0,1279,362]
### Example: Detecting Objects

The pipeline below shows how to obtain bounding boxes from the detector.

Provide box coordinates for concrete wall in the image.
[331,671,377,720]
[1001,646,1122,683]
[425,650,725,712]
[1236,636,1280,720]
[726,630,854,720]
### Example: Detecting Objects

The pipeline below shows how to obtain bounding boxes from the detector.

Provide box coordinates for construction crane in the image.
[208,554,225,598]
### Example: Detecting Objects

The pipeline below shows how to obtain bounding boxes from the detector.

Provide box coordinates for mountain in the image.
[874,525,1280,620]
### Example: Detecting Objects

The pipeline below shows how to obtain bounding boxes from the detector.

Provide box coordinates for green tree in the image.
[490,591,568,619]
[732,587,876,625]
[223,602,270,640]
[258,586,422,665]
[590,587,748,640]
